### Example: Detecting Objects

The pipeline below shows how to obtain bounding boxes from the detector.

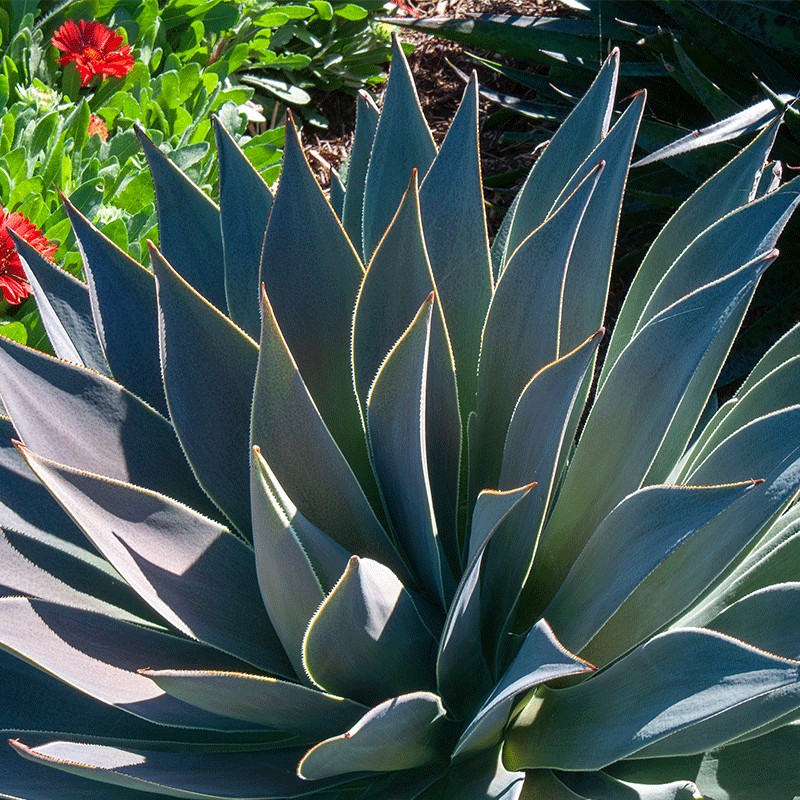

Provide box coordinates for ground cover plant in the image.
[0,38,799,799]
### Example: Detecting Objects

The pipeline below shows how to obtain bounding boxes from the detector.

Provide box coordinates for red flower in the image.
[0,208,58,305]
[88,113,109,141]
[51,19,134,87]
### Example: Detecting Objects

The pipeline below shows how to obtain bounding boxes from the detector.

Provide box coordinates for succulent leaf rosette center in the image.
[0,38,799,800]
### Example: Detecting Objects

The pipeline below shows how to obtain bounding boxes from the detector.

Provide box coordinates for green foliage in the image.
[0,40,798,799]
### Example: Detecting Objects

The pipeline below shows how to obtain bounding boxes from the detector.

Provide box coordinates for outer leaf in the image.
[419,74,492,418]
[303,556,438,706]
[252,286,404,576]
[636,182,800,333]
[544,482,758,657]
[633,96,792,166]
[683,353,800,478]
[18,446,292,678]
[500,48,619,271]
[62,198,165,416]
[297,692,450,779]
[601,110,781,386]
[136,127,226,311]
[693,726,800,800]
[143,669,366,738]
[151,244,256,538]
[471,163,603,498]
[366,295,450,604]
[362,35,436,259]
[11,232,109,376]
[0,526,146,626]
[260,118,372,494]
[342,90,379,259]
[453,620,593,759]
[0,336,213,517]
[438,484,534,719]
[680,503,800,628]
[554,90,645,356]
[536,254,773,603]
[586,404,800,666]
[10,741,329,799]
[0,598,255,730]
[214,116,273,340]
[505,628,800,771]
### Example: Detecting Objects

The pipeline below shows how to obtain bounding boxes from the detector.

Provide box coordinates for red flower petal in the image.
[51,19,134,86]
[0,208,58,305]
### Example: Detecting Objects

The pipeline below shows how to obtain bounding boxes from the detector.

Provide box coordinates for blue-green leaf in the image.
[498,48,619,273]
[62,197,165,416]
[151,244,256,538]
[486,329,603,652]
[362,35,436,260]
[342,90,379,259]
[367,295,451,604]
[214,116,273,340]
[472,163,603,498]
[544,482,758,659]
[10,741,328,799]
[505,628,800,771]
[0,598,256,730]
[261,118,372,496]
[252,286,404,576]
[354,176,461,569]
[250,447,327,680]
[536,253,774,603]
[19,445,292,678]
[143,669,367,738]
[419,74,492,418]
[453,620,593,759]
[444,748,525,799]
[11,232,109,376]
[601,120,781,387]
[438,484,534,718]
[0,336,213,517]
[303,556,438,705]
[136,127,226,311]
[298,691,450,779]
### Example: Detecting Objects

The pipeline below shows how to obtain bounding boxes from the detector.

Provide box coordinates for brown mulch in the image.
[302,0,563,231]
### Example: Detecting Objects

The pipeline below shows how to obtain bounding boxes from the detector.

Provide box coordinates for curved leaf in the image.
[298,692,450,780]
[260,118,371,493]
[143,669,366,738]
[251,286,404,576]
[0,336,213,517]
[303,557,438,705]
[366,295,451,604]
[506,628,800,771]
[18,446,292,678]
[419,74,492,417]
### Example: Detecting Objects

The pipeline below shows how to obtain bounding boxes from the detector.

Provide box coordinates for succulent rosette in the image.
[0,42,799,799]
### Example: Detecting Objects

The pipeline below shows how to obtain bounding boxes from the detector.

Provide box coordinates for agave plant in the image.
[0,39,799,799]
